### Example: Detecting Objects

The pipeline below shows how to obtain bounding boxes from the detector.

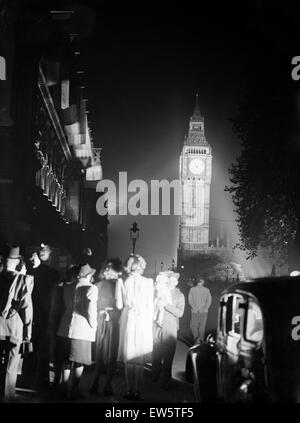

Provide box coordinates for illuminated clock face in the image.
[189,158,205,175]
[190,134,200,143]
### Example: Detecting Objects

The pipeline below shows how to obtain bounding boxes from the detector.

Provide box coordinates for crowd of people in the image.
[0,244,212,402]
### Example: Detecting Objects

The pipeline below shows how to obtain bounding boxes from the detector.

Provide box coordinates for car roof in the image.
[221,276,300,321]
[223,275,300,295]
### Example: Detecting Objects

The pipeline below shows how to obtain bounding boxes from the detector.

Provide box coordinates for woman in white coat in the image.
[116,254,153,400]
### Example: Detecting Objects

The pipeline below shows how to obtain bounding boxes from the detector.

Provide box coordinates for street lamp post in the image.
[130,222,140,254]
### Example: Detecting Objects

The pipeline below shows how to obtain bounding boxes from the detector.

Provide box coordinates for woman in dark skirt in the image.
[90,258,124,396]
[52,263,98,399]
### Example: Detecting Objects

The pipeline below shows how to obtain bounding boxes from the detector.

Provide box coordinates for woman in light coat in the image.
[116,254,153,400]
[53,263,98,399]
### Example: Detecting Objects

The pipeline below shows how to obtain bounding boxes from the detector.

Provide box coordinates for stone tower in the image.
[177,94,212,262]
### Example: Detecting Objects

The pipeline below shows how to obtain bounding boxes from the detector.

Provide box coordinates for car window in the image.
[224,294,245,336]
[245,299,263,343]
[231,295,245,336]
[218,297,226,334]
[225,295,233,333]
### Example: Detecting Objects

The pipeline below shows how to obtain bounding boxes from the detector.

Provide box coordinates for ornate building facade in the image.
[0,2,108,272]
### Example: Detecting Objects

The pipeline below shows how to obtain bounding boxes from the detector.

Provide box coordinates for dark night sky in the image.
[55,1,274,274]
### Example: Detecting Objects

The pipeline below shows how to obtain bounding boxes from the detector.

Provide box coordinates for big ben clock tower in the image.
[177,94,212,262]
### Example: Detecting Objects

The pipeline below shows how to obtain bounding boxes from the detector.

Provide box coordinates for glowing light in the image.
[290,270,300,277]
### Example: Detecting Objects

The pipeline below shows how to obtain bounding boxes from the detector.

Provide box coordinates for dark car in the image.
[187,276,300,402]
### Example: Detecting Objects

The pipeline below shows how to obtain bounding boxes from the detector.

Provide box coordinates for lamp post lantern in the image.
[130,222,140,254]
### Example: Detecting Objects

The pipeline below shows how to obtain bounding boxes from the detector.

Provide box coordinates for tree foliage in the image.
[225,4,300,266]
[180,253,245,283]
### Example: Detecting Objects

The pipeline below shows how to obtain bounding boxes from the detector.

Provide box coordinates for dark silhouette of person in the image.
[90,258,123,396]
[23,244,59,391]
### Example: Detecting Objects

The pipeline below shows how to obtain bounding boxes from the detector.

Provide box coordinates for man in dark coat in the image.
[0,246,33,402]
[24,244,59,391]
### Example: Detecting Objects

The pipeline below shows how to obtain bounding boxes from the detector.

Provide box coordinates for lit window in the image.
[225,295,245,337]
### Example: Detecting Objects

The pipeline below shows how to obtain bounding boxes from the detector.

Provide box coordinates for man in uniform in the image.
[0,246,33,402]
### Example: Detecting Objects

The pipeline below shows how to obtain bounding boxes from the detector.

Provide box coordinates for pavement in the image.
[14,339,195,403]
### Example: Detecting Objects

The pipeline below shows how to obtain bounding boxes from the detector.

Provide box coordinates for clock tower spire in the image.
[193,93,201,118]
[178,96,212,263]
[185,93,208,146]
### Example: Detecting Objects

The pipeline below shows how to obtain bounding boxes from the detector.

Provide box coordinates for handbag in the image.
[19,341,33,357]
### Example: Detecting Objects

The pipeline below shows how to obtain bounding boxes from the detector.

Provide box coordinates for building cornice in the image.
[38,65,73,162]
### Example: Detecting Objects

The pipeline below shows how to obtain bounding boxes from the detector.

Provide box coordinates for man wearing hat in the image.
[80,247,93,267]
[24,243,59,391]
[0,246,33,401]
[152,271,185,390]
